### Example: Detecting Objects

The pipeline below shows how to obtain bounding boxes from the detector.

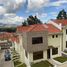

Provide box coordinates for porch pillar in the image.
[50,48,52,59]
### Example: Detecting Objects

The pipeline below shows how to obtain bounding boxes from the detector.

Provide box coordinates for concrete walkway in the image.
[0,50,14,67]
[48,59,67,67]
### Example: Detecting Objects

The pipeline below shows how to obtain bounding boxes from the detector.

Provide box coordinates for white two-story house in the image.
[14,24,62,67]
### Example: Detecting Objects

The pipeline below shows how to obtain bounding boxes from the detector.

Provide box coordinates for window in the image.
[66,41,67,48]
[56,35,58,38]
[33,51,43,60]
[66,29,67,34]
[32,37,43,44]
[52,48,58,55]
[52,35,54,38]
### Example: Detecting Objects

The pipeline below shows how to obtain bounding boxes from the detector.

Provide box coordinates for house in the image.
[47,24,62,59]
[14,24,62,67]
[0,32,13,49]
[49,19,67,51]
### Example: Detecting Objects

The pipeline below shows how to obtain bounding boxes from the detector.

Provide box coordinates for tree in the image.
[22,20,27,26]
[22,15,42,26]
[57,9,67,19]
[27,15,42,25]
[0,27,16,32]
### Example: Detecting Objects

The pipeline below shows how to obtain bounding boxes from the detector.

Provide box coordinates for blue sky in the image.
[0,0,67,24]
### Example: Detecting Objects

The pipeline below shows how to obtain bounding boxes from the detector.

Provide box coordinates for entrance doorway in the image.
[47,49,50,59]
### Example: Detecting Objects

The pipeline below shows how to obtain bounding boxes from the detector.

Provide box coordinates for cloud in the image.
[50,0,67,7]
[27,0,67,12]
[0,13,24,25]
[36,12,48,18]
[0,0,26,13]
[0,0,26,24]
[27,0,49,11]
[50,12,57,17]
[0,6,6,15]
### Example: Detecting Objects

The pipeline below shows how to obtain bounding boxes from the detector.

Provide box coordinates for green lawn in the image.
[54,56,67,63]
[14,61,26,67]
[64,51,67,53]
[14,61,21,66]
[18,63,26,67]
[31,61,53,67]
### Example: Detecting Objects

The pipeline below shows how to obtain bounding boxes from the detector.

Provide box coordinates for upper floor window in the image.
[32,37,43,44]
[66,29,67,34]
[52,35,54,38]
[56,35,58,38]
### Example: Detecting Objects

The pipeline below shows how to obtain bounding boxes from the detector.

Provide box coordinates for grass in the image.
[54,56,67,63]
[18,63,26,67]
[14,61,21,66]
[31,60,53,67]
[64,51,67,53]
[12,55,19,58]
[12,50,26,67]
[14,61,26,67]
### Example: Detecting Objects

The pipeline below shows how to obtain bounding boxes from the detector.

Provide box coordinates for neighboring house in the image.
[0,32,13,49]
[47,24,62,59]
[49,19,67,51]
[15,24,62,67]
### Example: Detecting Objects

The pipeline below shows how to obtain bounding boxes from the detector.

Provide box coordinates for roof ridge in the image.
[48,24,60,30]
[27,25,37,32]
[43,24,48,29]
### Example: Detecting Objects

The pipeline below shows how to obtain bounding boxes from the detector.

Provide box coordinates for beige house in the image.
[49,19,67,51]
[47,24,62,59]
[13,24,63,67]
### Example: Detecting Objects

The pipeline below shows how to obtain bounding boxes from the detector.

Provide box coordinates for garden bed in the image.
[17,63,26,67]
[31,60,53,67]
[54,56,67,63]
[14,61,26,67]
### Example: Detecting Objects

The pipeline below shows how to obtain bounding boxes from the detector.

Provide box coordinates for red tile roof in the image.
[0,32,19,43]
[0,32,13,40]
[46,24,60,33]
[17,24,48,32]
[52,19,67,26]
[17,24,61,33]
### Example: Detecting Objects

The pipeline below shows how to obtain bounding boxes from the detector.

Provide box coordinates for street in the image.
[0,50,14,67]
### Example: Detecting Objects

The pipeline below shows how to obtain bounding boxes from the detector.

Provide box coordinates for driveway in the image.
[0,50,14,67]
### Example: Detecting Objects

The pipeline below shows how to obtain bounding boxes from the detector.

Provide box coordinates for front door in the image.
[66,41,67,48]
[47,49,50,59]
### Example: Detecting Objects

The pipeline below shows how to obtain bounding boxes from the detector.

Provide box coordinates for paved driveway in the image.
[0,50,14,67]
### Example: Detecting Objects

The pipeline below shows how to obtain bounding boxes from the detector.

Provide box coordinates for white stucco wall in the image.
[48,34,62,47]
[63,28,67,51]
[48,34,62,58]
[14,35,25,63]
[14,41,18,52]
[18,35,26,63]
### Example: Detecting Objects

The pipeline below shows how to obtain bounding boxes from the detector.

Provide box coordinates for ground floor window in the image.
[33,51,43,60]
[52,48,58,55]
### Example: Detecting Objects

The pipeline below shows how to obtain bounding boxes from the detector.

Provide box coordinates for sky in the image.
[0,0,67,25]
